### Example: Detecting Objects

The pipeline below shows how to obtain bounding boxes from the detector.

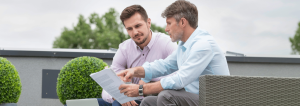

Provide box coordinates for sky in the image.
[0,0,300,56]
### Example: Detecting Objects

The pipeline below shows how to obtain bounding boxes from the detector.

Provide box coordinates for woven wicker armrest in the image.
[199,75,300,106]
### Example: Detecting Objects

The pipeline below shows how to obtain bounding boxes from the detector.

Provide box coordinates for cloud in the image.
[0,0,299,56]
[192,0,299,55]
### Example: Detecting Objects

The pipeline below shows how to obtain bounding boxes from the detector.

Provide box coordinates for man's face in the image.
[165,17,183,42]
[124,13,151,46]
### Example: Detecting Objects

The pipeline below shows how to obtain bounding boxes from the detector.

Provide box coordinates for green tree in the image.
[53,8,130,49]
[289,22,300,55]
[53,8,167,49]
[151,23,167,34]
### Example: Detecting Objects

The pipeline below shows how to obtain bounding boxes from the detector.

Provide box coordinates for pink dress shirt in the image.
[102,32,177,103]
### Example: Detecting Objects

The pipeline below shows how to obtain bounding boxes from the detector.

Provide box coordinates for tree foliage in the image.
[53,8,166,49]
[53,8,129,49]
[151,23,167,35]
[289,22,300,55]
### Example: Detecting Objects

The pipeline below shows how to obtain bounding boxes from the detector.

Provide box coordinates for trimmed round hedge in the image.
[0,57,22,104]
[56,56,108,105]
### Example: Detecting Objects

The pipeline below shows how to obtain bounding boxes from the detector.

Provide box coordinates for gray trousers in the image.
[140,89,199,106]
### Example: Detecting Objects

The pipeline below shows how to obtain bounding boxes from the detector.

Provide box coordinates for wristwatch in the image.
[139,84,143,96]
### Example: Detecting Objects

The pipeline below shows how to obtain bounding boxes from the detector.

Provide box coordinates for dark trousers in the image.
[140,89,199,106]
[97,98,141,106]
[65,98,141,106]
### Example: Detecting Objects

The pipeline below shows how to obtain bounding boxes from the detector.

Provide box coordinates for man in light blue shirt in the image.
[117,0,230,106]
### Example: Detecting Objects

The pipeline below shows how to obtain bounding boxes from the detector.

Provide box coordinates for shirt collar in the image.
[133,30,155,50]
[181,27,202,49]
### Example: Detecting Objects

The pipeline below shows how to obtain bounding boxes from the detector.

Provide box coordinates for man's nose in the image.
[165,27,169,34]
[133,28,138,36]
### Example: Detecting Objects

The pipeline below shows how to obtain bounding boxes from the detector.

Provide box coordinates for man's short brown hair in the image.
[120,5,148,25]
[161,0,198,29]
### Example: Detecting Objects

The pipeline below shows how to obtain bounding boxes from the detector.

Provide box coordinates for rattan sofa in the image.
[199,75,300,106]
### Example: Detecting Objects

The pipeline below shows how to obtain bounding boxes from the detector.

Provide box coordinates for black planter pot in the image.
[0,103,17,106]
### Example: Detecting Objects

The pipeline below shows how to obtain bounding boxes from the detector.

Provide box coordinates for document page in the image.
[90,68,139,104]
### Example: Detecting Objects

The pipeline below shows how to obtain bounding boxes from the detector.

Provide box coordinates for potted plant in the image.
[0,57,22,106]
[56,56,108,105]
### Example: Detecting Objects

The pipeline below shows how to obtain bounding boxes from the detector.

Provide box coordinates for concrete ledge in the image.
[0,50,115,59]
[1,49,300,64]
[226,56,300,64]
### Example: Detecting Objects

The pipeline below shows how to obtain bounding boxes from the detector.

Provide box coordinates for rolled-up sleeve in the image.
[161,41,214,90]
[149,41,178,82]
[142,50,178,83]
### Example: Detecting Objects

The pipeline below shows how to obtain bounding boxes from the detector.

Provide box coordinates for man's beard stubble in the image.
[135,32,149,45]
[171,31,183,42]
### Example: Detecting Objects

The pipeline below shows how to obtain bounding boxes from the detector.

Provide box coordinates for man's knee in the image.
[156,90,182,106]
[142,96,152,103]
[141,96,157,106]
[158,90,173,100]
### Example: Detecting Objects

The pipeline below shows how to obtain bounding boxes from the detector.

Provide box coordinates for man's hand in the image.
[138,80,146,85]
[117,69,135,82]
[121,100,138,106]
[119,84,139,97]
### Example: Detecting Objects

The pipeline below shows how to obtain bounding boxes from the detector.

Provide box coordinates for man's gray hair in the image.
[161,0,198,28]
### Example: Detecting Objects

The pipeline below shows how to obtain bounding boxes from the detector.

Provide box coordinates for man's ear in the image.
[180,18,187,28]
[147,18,151,28]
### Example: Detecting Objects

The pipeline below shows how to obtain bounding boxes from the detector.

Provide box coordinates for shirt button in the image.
[143,54,144,56]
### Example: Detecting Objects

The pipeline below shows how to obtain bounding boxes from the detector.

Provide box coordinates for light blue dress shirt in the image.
[142,27,230,94]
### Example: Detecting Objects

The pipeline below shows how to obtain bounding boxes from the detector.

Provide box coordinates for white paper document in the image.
[90,68,139,104]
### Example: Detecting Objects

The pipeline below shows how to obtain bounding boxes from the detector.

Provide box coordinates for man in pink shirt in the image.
[98,5,177,106]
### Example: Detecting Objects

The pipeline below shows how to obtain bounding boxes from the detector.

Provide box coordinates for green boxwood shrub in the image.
[0,57,22,104]
[56,56,108,105]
